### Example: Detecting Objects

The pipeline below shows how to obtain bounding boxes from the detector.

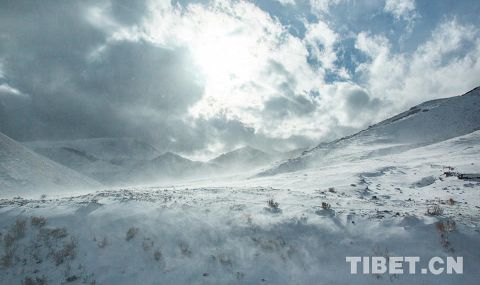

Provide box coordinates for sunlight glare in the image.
[190,24,263,115]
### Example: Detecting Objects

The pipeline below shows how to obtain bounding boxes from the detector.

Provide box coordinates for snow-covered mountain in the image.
[1,88,480,284]
[24,138,162,185]
[26,138,161,161]
[0,132,101,195]
[24,138,308,184]
[2,129,479,284]
[134,152,219,182]
[262,86,480,176]
[210,146,276,171]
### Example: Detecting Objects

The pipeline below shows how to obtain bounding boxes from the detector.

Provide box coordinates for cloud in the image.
[143,0,329,145]
[276,0,296,6]
[0,0,325,154]
[0,84,24,97]
[0,0,206,147]
[384,0,417,22]
[0,0,479,158]
[355,18,480,119]
[309,0,343,15]
[304,20,339,70]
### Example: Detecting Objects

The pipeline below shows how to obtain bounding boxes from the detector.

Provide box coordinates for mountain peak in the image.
[210,145,274,170]
[153,151,190,162]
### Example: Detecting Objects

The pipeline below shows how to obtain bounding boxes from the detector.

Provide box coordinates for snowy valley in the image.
[0,87,479,284]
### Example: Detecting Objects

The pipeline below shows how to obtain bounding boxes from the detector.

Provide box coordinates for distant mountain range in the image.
[23,138,302,185]
[5,86,479,191]
[210,146,275,170]
[24,138,162,185]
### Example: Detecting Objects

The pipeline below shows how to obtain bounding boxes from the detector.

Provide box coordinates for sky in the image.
[0,0,479,160]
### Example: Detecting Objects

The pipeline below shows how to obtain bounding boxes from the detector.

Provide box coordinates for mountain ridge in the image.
[260,86,480,176]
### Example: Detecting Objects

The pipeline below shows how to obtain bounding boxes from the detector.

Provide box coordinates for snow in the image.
[1,128,479,284]
[263,86,480,176]
[24,138,162,185]
[0,132,101,196]
[1,87,480,284]
[133,152,219,183]
[210,146,276,171]
[23,140,304,186]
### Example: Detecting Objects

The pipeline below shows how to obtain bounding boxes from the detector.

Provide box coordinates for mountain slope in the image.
[24,138,161,185]
[0,132,101,195]
[2,130,479,284]
[26,138,160,161]
[210,146,275,171]
[357,86,480,144]
[262,86,480,176]
[148,152,212,177]
[131,152,219,183]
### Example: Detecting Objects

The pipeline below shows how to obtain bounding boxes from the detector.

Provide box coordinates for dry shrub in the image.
[1,219,27,267]
[0,241,15,268]
[178,241,192,257]
[436,219,456,252]
[436,219,456,233]
[427,205,443,216]
[321,202,331,210]
[13,219,27,239]
[53,237,77,266]
[41,227,68,240]
[267,199,279,209]
[153,249,162,261]
[31,216,47,227]
[126,227,139,241]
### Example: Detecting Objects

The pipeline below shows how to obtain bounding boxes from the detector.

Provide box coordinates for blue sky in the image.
[0,0,479,159]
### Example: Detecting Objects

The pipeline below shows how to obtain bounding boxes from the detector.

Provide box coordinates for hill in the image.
[24,138,162,185]
[0,132,101,196]
[210,146,276,171]
[261,86,480,176]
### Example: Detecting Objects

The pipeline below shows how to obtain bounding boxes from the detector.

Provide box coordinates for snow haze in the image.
[0,1,480,284]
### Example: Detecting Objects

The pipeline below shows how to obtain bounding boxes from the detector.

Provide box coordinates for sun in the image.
[193,35,250,83]
[189,25,260,110]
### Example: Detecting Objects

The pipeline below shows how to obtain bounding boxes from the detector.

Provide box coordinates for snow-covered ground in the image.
[1,130,479,284]
[1,88,479,284]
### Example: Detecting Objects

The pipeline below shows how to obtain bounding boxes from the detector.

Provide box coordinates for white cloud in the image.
[141,0,328,142]
[304,20,339,70]
[309,0,343,15]
[0,84,25,97]
[276,0,296,5]
[84,1,480,148]
[1,0,479,154]
[355,19,480,122]
[384,0,417,22]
